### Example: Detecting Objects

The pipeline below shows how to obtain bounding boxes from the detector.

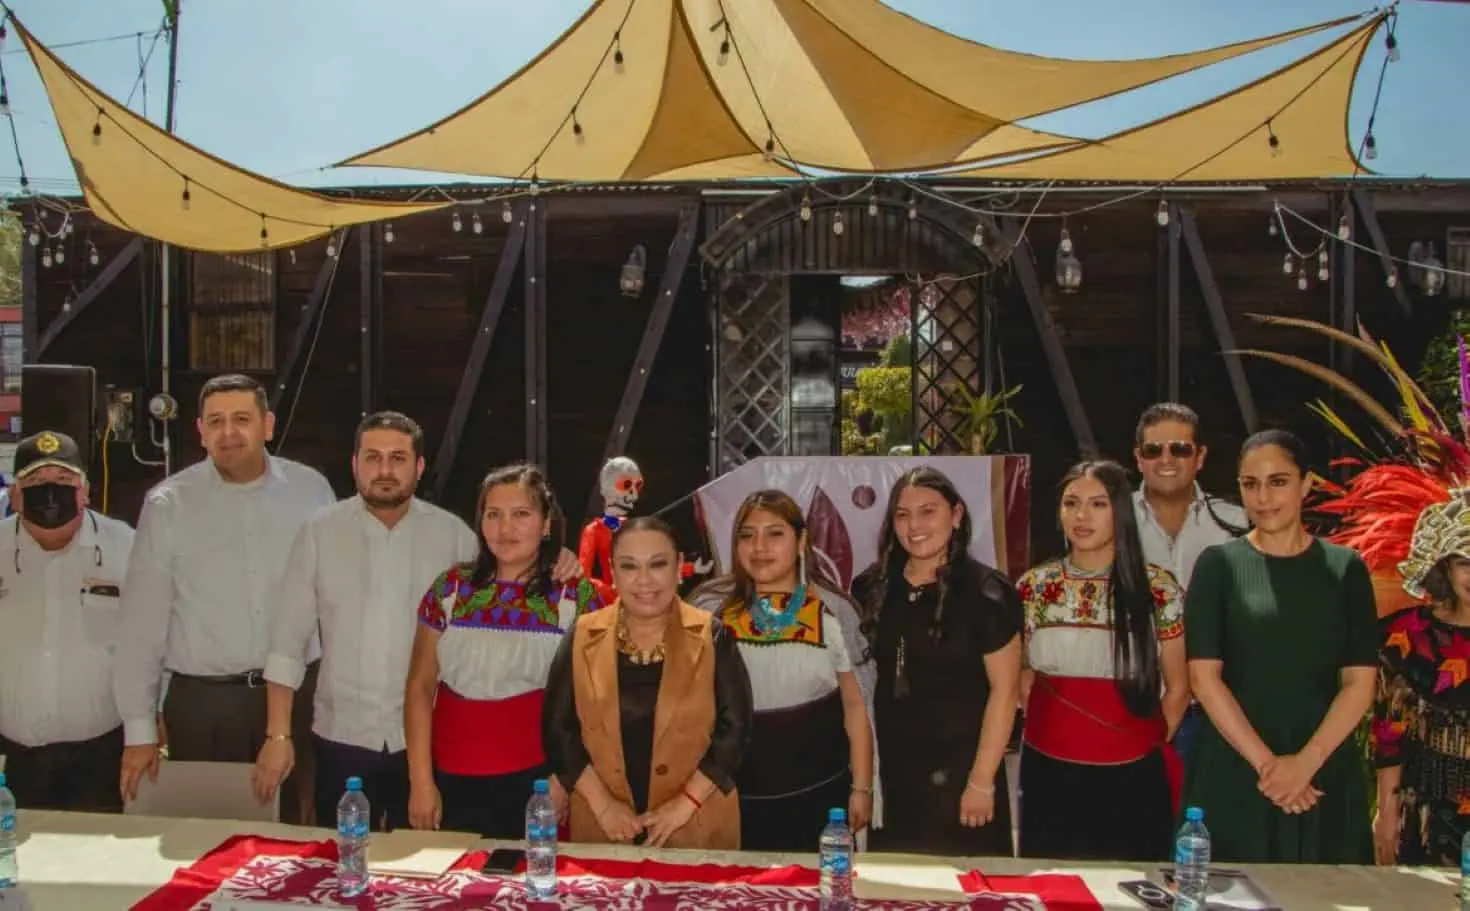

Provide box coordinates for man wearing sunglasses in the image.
[1131,403,1247,761]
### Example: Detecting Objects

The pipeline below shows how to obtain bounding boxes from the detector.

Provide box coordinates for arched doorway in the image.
[700,184,1001,475]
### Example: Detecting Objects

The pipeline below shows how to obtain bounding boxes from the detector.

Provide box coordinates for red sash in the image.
[432,683,545,776]
[1025,675,1182,812]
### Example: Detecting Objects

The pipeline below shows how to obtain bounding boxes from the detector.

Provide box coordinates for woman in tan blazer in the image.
[543,516,753,849]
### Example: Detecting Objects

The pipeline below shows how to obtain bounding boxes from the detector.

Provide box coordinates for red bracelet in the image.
[683,787,703,810]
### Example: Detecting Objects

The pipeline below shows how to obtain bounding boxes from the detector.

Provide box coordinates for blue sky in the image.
[1,0,1466,195]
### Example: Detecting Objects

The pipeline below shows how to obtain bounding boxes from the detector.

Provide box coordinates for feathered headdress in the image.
[1234,315,1470,615]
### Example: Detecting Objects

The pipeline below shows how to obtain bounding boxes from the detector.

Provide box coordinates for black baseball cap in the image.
[14,430,85,480]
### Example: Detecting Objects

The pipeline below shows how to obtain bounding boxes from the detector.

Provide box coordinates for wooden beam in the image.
[548,194,691,220]
[270,229,346,414]
[21,232,38,365]
[429,205,529,503]
[999,216,1096,457]
[586,202,700,519]
[1165,205,1181,401]
[359,223,378,416]
[1350,187,1413,318]
[1179,208,1259,433]
[35,237,144,358]
[524,199,549,466]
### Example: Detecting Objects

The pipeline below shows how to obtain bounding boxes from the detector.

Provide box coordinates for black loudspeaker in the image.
[21,364,98,475]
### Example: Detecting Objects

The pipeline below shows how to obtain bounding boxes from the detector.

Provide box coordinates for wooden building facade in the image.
[19,179,1470,557]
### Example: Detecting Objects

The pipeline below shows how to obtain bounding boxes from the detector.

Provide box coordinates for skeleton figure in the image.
[577,456,710,603]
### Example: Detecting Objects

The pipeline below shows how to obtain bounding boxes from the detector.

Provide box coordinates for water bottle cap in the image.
[827,807,846,823]
[1185,806,1204,822]
[533,778,550,795]
[346,776,363,791]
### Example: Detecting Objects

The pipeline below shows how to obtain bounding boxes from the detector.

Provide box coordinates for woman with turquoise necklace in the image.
[690,490,875,850]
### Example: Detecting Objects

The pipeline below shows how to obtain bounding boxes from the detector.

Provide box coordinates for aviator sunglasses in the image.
[1138,440,1198,460]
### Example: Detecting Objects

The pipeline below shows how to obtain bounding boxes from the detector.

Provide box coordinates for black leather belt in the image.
[173,669,266,687]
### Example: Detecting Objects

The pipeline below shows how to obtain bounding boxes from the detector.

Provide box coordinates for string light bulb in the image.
[764,136,775,162]
[867,194,878,217]
[1317,249,1330,282]
[1282,253,1294,275]
[54,246,65,266]
[41,247,52,268]
[1059,227,1074,255]
[571,110,583,138]
[613,31,625,69]
[1267,125,1281,157]
[1336,214,1351,241]
[451,211,463,233]
[326,234,338,259]
[718,23,731,65]
[0,92,9,116]
[832,211,844,236]
[1267,215,1278,237]
[907,197,918,221]
[1297,271,1309,291]
[87,242,99,266]
[259,216,269,248]
[972,223,985,247]
[61,220,73,237]
[500,200,512,224]
[1386,30,1399,63]
[181,180,191,211]
[26,228,39,247]
[1364,132,1378,161]
[384,223,395,244]
[799,193,812,222]
[91,120,102,146]
[1386,269,1399,289]
[1155,200,1169,227]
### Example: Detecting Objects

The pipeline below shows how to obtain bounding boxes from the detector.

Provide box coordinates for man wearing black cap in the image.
[0,430,135,811]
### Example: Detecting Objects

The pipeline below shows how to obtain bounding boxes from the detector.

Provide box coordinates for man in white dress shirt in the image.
[113,374,336,820]
[0,430,134,811]
[252,411,478,830]
[1131,402,1247,761]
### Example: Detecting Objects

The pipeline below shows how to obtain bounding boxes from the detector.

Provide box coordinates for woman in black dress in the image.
[853,466,1023,856]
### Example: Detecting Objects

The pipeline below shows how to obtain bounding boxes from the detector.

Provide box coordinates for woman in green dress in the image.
[1181,428,1377,863]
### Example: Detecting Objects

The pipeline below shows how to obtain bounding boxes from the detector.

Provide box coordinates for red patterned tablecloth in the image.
[132,835,1102,910]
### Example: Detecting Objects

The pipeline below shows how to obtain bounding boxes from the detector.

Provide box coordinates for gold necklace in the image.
[616,613,666,666]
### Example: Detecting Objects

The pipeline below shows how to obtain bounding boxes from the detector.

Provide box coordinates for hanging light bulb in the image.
[867,194,878,217]
[1267,130,1281,158]
[972,223,985,247]
[1297,271,1309,291]
[1055,247,1083,294]
[1059,228,1074,255]
[384,223,395,244]
[88,242,99,266]
[289,249,297,266]
[1386,30,1399,63]
[54,246,65,266]
[27,228,39,247]
[718,27,731,66]
[1386,268,1399,289]
[1336,214,1351,241]
[0,92,9,116]
[907,197,917,221]
[501,200,512,225]
[1364,132,1378,161]
[1318,263,1330,282]
[1267,214,1278,237]
[181,183,191,211]
[832,211,844,236]
[326,234,338,259]
[1283,253,1295,275]
[763,137,775,162]
[1319,248,1330,267]
[1155,200,1170,227]
[91,121,102,146]
[61,220,73,237]
[1318,248,1329,281]
[452,211,463,233]
[41,247,52,268]
[1408,241,1448,297]
[475,212,487,234]
[799,193,812,222]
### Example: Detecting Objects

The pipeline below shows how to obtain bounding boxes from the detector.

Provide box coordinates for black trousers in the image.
[162,661,320,825]
[0,726,124,812]
[435,764,548,839]
[314,736,409,832]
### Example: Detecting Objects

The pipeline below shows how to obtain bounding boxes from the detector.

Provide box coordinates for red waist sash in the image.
[432,683,545,777]
[1025,675,1165,764]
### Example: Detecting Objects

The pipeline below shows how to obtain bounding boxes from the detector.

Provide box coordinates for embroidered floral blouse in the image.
[1016,559,1183,680]
[417,564,602,701]
[1374,605,1470,768]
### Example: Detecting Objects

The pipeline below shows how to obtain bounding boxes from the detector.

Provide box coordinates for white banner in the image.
[693,455,1031,589]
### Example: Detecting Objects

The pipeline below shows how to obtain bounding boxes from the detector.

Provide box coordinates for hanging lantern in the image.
[620,245,647,298]
[1055,245,1083,294]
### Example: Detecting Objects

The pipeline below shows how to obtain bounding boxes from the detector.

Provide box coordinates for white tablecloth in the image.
[5,810,1460,910]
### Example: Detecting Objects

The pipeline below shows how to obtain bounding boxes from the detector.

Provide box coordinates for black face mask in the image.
[21,483,80,530]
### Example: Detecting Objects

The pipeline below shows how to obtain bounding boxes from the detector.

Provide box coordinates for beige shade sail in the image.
[15,18,448,254]
[341,0,1356,179]
[950,16,1382,182]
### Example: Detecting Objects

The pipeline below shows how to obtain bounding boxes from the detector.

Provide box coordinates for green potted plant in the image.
[949,384,1024,455]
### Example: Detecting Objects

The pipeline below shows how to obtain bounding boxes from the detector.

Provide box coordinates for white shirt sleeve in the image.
[824,607,854,674]
[455,519,479,564]
[112,493,175,746]
[263,519,321,690]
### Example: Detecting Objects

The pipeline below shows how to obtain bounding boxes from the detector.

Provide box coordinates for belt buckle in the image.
[245,670,264,688]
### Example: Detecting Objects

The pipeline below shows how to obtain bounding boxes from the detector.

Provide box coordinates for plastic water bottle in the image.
[819,807,854,911]
[1173,805,1211,911]
[0,772,16,887]
[335,776,370,898]
[525,778,558,899]
[1459,829,1470,909]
